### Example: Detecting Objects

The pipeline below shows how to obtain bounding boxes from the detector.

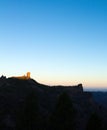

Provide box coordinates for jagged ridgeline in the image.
[0,75,107,130]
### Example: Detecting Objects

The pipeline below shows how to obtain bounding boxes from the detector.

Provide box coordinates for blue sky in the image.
[0,0,107,88]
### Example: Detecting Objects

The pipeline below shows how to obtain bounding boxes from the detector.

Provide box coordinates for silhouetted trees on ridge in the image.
[15,91,76,130]
[49,92,75,130]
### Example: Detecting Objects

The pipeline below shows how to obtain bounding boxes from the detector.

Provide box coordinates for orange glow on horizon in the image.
[33,77,107,88]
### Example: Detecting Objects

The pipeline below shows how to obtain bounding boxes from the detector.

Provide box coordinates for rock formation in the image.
[12,72,31,80]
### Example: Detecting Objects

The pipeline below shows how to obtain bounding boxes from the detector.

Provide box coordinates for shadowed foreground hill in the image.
[0,77,107,130]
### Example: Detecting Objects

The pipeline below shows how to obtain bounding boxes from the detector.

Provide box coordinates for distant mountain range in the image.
[0,76,107,130]
[92,92,107,108]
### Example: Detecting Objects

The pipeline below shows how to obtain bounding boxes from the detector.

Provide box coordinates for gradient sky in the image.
[0,0,107,88]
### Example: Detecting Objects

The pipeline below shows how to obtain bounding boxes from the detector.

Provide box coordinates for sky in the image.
[0,0,107,88]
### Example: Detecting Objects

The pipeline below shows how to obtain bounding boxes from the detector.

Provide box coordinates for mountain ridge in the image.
[0,76,107,129]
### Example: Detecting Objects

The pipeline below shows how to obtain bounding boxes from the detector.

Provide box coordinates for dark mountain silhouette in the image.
[86,112,102,130]
[0,76,107,130]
